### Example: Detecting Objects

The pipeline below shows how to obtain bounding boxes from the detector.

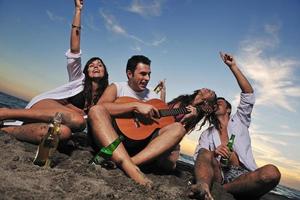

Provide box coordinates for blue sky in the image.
[1,0,300,190]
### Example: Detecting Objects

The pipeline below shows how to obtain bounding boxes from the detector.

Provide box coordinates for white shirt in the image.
[193,93,257,171]
[5,49,84,126]
[113,81,159,101]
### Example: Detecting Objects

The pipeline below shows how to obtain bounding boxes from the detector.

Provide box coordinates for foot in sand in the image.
[188,182,214,200]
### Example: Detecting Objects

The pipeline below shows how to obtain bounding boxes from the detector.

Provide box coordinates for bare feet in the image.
[188,182,214,200]
[134,166,153,187]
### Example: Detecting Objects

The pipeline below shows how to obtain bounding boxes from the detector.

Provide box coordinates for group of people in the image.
[0,0,281,199]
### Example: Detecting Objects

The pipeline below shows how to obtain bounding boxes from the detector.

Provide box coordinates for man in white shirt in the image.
[88,55,187,186]
[189,53,281,199]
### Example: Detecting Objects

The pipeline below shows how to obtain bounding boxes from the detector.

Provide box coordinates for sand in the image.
[0,130,289,200]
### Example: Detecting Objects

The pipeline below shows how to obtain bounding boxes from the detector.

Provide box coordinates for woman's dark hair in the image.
[168,89,217,132]
[82,57,109,112]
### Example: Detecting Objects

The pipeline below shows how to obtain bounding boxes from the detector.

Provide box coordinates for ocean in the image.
[1,91,300,200]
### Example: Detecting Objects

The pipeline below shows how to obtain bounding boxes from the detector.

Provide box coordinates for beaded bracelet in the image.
[72,24,81,30]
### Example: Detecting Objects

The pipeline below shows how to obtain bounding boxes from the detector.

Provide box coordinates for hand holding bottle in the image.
[215,144,231,158]
[219,134,235,167]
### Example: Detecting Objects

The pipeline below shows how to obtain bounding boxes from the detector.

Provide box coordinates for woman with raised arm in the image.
[0,0,109,144]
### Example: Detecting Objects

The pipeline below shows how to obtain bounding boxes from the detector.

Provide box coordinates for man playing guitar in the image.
[88,55,216,186]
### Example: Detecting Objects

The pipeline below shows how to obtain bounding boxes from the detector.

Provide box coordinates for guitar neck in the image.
[159,107,188,117]
[159,105,203,117]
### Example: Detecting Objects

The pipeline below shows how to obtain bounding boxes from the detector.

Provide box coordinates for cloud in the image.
[250,128,300,183]
[237,24,300,112]
[85,15,101,32]
[100,10,127,35]
[130,45,142,52]
[99,9,166,48]
[126,0,164,17]
[46,10,66,23]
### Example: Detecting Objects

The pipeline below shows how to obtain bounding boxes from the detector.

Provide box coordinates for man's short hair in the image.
[217,97,232,115]
[126,55,151,74]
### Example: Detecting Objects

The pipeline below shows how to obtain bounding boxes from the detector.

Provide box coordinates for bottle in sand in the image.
[220,134,235,167]
[89,135,124,165]
[33,112,63,167]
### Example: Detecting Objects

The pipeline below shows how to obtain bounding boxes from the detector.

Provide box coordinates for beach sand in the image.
[0,130,289,200]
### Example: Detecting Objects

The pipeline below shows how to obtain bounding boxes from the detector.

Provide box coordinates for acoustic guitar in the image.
[114,96,201,141]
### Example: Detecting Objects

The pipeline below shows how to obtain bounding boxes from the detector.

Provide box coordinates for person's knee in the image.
[197,148,214,161]
[168,122,186,139]
[59,126,72,140]
[70,114,86,131]
[88,105,109,122]
[259,164,281,185]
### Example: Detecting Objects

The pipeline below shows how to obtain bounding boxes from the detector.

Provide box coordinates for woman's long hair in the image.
[168,89,217,132]
[83,57,109,112]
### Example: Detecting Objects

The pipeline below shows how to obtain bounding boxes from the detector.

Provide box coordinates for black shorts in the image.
[122,129,159,156]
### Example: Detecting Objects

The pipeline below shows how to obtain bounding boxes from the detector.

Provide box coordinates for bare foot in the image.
[188,182,214,200]
[135,166,153,187]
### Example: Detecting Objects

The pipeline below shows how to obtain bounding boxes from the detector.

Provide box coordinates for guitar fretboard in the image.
[159,107,189,117]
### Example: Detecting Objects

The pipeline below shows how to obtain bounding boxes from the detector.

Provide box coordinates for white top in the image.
[193,93,257,171]
[113,81,159,101]
[5,49,84,126]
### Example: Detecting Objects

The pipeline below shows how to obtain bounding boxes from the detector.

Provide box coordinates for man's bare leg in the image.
[154,144,181,172]
[1,123,72,144]
[0,99,86,131]
[189,148,221,200]
[223,164,281,198]
[88,105,152,186]
[131,122,186,167]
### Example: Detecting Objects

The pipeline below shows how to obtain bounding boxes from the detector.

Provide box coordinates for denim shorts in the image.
[221,165,250,184]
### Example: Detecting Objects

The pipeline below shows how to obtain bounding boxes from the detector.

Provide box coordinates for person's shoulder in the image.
[113,81,127,88]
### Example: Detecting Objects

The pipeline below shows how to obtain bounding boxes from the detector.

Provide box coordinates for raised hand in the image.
[74,0,83,10]
[154,79,166,94]
[219,52,237,68]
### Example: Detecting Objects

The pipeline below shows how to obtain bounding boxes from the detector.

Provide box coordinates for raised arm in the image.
[220,52,253,94]
[70,0,83,54]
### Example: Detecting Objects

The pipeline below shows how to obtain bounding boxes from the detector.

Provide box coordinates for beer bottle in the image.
[220,134,235,167]
[89,135,124,165]
[33,112,63,167]
[154,80,165,94]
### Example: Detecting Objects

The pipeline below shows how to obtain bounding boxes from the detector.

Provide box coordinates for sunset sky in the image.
[1,0,300,190]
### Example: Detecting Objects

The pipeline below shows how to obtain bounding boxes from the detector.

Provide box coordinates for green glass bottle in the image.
[33,112,62,167]
[89,135,125,165]
[220,134,235,167]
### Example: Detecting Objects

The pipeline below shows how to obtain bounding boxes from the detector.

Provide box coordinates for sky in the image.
[1,0,300,190]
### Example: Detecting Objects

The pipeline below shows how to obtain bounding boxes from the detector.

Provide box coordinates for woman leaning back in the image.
[0,0,109,144]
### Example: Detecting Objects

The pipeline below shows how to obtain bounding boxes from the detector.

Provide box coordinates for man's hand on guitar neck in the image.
[134,102,160,121]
